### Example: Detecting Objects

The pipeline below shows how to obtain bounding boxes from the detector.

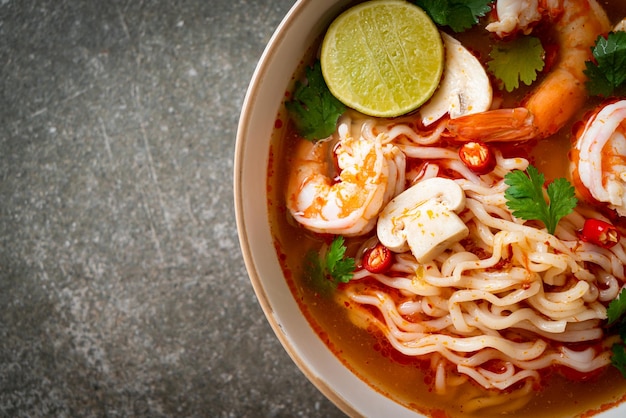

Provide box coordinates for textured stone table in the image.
[0,0,344,416]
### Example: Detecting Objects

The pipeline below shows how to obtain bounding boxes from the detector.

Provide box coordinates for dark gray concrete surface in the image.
[0,0,344,416]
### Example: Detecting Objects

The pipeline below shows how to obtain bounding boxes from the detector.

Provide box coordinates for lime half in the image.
[321,0,444,118]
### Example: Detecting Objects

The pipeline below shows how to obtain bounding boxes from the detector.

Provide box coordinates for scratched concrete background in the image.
[0,0,344,416]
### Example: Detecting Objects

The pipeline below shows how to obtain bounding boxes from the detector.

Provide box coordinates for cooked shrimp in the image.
[446,0,610,143]
[486,0,563,37]
[570,100,626,217]
[286,115,405,236]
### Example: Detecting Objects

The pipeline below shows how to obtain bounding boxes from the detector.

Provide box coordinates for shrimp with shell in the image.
[286,114,405,236]
[446,0,611,143]
[570,100,626,217]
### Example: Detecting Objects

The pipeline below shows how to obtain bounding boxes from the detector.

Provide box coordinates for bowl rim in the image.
[235,1,422,416]
[234,1,361,416]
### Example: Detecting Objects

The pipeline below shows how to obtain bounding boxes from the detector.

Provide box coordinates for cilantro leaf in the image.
[618,325,626,344]
[285,60,345,141]
[504,165,577,235]
[414,0,492,33]
[504,166,548,221]
[545,178,578,236]
[608,288,626,326]
[606,289,626,378]
[611,344,626,379]
[584,31,626,97]
[303,248,336,295]
[325,236,356,284]
[303,236,355,294]
[488,36,545,92]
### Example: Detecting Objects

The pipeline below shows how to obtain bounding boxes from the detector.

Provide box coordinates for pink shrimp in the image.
[446,0,610,143]
[570,100,626,217]
[485,0,564,37]
[286,115,405,237]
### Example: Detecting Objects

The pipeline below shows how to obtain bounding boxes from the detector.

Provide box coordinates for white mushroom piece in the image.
[377,178,469,264]
[419,32,493,126]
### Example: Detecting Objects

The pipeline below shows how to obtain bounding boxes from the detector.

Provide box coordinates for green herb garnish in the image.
[608,288,626,327]
[325,236,356,283]
[488,36,545,92]
[504,165,577,235]
[611,344,626,378]
[285,60,345,141]
[584,31,626,97]
[303,236,355,294]
[413,0,493,33]
[607,289,626,377]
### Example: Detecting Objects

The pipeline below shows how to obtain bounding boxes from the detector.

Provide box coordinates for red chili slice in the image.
[458,141,496,175]
[581,218,621,248]
[362,243,393,274]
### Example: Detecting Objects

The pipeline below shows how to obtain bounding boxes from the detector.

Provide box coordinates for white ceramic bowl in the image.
[234,1,626,417]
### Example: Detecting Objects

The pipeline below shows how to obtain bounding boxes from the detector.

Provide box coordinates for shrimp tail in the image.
[445,108,537,142]
[453,0,610,144]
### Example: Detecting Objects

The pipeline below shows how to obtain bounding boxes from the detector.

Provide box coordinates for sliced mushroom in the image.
[419,33,492,126]
[377,178,469,263]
